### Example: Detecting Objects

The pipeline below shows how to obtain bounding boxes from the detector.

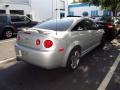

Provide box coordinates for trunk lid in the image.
[96,21,114,29]
[17,28,52,50]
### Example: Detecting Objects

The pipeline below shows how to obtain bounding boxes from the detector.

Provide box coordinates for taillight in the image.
[107,24,113,28]
[17,35,20,41]
[36,39,40,46]
[44,40,53,48]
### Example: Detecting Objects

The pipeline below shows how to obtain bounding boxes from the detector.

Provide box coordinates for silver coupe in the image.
[15,17,105,70]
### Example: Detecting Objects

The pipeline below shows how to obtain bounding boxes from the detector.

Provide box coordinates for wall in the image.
[0,0,68,22]
[30,0,68,22]
[68,3,112,17]
[0,0,29,5]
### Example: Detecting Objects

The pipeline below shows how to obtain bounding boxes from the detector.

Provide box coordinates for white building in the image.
[68,2,112,17]
[30,0,68,22]
[0,0,68,22]
[0,0,31,15]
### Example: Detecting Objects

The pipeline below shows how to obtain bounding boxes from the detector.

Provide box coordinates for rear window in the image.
[34,19,73,31]
[0,16,7,23]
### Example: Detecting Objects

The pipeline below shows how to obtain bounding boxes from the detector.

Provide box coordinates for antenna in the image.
[56,0,58,35]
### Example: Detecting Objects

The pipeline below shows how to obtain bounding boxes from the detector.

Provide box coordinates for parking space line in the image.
[97,54,120,90]
[0,57,16,64]
[0,38,16,44]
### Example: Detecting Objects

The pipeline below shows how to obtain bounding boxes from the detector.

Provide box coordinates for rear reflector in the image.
[107,25,113,28]
[44,40,53,48]
[106,24,113,28]
[59,48,64,52]
[36,39,40,46]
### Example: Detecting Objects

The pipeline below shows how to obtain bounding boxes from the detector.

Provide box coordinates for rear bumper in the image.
[104,28,118,35]
[15,44,65,69]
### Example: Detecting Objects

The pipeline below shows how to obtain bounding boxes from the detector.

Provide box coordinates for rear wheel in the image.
[66,48,81,71]
[3,29,13,39]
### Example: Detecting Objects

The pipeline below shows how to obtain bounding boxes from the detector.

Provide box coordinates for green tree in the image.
[76,0,120,16]
[72,0,77,3]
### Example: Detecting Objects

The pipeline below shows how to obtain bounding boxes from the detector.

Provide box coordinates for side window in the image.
[79,20,87,30]
[20,16,30,22]
[11,16,20,22]
[10,16,30,23]
[80,19,97,30]
[72,21,88,31]
[0,16,7,23]
[72,22,81,31]
[72,19,97,31]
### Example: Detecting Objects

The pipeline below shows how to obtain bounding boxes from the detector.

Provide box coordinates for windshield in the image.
[34,19,73,31]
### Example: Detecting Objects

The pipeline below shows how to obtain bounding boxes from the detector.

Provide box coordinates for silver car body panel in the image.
[15,17,104,69]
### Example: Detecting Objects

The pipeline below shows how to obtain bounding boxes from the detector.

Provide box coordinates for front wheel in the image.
[66,48,81,71]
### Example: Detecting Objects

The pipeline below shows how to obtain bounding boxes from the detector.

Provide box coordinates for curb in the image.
[0,57,16,64]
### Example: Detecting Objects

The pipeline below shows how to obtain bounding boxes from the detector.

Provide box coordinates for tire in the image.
[3,29,13,39]
[66,47,81,71]
[111,30,117,39]
[99,34,107,48]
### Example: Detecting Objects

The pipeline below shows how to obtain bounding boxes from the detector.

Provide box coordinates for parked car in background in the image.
[15,17,104,71]
[0,14,38,39]
[95,16,120,38]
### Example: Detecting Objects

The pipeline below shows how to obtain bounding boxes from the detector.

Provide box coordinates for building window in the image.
[82,11,88,17]
[0,10,6,14]
[60,1,65,11]
[68,11,74,16]
[10,10,24,15]
[91,10,98,17]
[60,13,65,18]
[103,10,111,16]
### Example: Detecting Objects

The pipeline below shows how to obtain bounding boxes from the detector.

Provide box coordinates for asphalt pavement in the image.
[0,37,120,90]
[0,38,16,61]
